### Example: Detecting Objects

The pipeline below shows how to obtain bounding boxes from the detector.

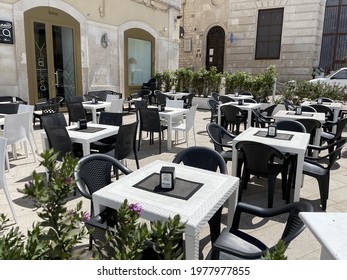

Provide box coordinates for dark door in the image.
[206,26,225,73]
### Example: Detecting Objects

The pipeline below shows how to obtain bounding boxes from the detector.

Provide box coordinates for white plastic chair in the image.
[0,111,36,170]
[172,104,198,147]
[17,104,38,152]
[105,99,123,113]
[105,94,120,102]
[0,137,17,223]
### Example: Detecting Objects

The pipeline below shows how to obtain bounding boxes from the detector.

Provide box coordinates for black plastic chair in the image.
[220,104,247,134]
[74,153,132,248]
[182,93,194,109]
[315,97,334,103]
[252,109,274,128]
[235,141,289,208]
[134,99,148,121]
[207,99,219,123]
[243,98,257,103]
[154,90,168,106]
[211,201,313,259]
[296,118,322,145]
[172,146,227,244]
[303,139,347,210]
[206,123,243,177]
[138,107,167,154]
[321,117,347,148]
[0,103,19,114]
[44,125,83,161]
[239,91,253,96]
[66,101,93,125]
[110,121,140,177]
[260,104,277,117]
[90,112,123,153]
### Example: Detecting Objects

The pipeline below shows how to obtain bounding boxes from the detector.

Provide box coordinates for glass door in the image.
[24,7,81,105]
[34,23,76,102]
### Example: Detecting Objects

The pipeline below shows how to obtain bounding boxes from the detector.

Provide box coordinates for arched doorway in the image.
[24,7,82,104]
[124,29,155,98]
[206,26,225,73]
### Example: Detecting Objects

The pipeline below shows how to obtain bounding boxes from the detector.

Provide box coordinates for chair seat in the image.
[212,228,264,260]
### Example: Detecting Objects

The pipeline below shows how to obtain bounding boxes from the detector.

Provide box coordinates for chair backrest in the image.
[296,118,321,139]
[300,105,317,112]
[261,104,277,117]
[41,102,60,115]
[98,111,123,126]
[276,120,306,133]
[155,92,168,106]
[184,104,198,130]
[310,104,333,120]
[235,141,285,175]
[66,101,86,124]
[48,96,64,105]
[166,99,184,108]
[219,95,234,104]
[43,125,74,161]
[114,121,138,161]
[315,97,334,103]
[65,95,84,103]
[17,104,34,114]
[282,99,296,111]
[138,107,162,132]
[134,100,148,121]
[74,153,132,200]
[239,91,253,96]
[0,103,19,114]
[173,146,227,174]
[41,112,68,128]
[206,122,236,152]
[106,99,123,113]
[207,99,219,111]
[3,112,30,144]
[182,93,194,108]
[211,92,220,102]
[105,94,120,102]
[332,117,347,140]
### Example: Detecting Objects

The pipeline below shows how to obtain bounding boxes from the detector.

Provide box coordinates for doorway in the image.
[206,26,225,73]
[24,7,82,104]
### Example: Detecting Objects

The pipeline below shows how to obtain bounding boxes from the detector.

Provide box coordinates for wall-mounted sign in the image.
[0,20,13,44]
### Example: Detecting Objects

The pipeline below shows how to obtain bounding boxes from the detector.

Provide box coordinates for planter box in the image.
[192,96,210,110]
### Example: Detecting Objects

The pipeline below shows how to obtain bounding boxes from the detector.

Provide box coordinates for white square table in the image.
[231,127,310,202]
[92,160,239,260]
[273,110,326,148]
[299,212,347,260]
[217,101,262,129]
[158,107,189,150]
[301,100,342,123]
[82,101,111,123]
[41,123,119,156]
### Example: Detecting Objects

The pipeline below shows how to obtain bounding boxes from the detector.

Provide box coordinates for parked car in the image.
[309,67,347,88]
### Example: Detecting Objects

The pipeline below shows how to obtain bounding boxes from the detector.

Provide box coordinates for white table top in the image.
[299,212,347,260]
[82,101,111,110]
[301,100,342,111]
[273,110,326,123]
[163,92,190,100]
[227,94,254,100]
[92,159,239,259]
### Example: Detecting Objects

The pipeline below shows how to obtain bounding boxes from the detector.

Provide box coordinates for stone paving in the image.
[1,107,347,260]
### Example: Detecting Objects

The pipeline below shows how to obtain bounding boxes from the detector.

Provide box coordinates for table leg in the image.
[184,232,200,260]
[82,141,91,156]
[167,116,172,150]
[91,109,97,123]
[226,187,238,229]
[293,151,304,202]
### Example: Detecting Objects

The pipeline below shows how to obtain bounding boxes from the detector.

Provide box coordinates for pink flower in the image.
[83,212,91,222]
[65,177,73,186]
[24,180,33,189]
[129,203,143,215]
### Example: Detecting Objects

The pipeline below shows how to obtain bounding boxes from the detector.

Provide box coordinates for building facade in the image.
[0,0,181,104]
[179,0,336,82]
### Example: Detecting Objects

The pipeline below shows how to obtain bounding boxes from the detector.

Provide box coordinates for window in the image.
[255,8,284,59]
[128,38,151,85]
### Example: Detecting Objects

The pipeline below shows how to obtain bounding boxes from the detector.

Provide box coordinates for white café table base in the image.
[217,101,262,129]
[299,212,347,260]
[82,101,111,123]
[41,123,119,156]
[232,127,310,202]
[92,160,239,260]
